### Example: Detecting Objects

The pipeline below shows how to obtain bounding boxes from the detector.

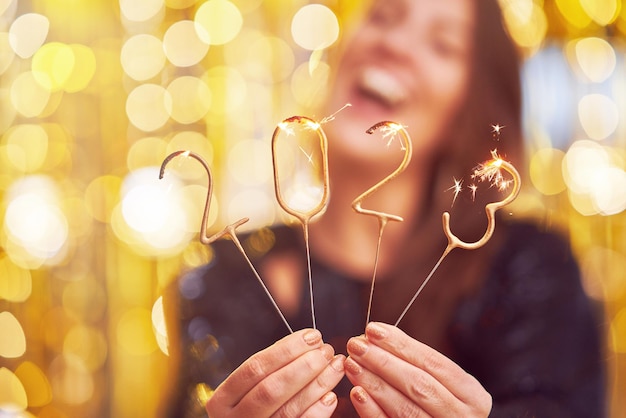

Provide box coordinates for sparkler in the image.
[271,116,330,330]
[395,151,521,326]
[351,121,413,326]
[159,150,294,334]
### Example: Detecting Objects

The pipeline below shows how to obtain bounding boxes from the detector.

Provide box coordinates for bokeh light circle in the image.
[291,4,339,51]
[195,0,243,45]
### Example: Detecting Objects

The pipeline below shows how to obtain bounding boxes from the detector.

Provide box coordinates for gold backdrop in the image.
[0,0,625,417]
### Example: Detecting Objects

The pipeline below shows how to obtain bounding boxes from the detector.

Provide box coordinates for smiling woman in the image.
[163,0,606,417]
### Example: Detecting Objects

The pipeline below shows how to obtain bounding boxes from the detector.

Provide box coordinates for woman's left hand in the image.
[344,322,492,418]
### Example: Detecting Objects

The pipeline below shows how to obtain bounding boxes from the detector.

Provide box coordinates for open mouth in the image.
[357,67,408,108]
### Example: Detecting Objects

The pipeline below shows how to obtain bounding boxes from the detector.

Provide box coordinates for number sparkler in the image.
[395,150,521,326]
[351,122,413,326]
[160,150,293,334]
[271,116,330,330]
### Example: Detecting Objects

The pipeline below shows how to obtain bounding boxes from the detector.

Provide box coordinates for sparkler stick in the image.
[351,122,413,326]
[395,152,521,326]
[271,116,330,330]
[160,150,293,334]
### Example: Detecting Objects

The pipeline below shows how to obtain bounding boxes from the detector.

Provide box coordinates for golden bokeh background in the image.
[0,0,625,416]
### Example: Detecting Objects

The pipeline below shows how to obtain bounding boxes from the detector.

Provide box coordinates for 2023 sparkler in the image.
[159,118,520,334]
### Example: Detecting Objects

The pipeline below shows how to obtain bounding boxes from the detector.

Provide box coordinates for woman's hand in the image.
[206,328,345,418]
[345,322,492,417]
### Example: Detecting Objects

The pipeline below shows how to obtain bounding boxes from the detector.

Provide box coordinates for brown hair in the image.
[372,0,524,350]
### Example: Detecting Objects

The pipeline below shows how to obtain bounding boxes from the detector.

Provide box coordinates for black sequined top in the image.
[163,221,606,418]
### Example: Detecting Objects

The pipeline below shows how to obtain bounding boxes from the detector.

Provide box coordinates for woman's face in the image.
[326,0,475,165]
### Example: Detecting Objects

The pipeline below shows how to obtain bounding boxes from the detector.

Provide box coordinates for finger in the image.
[365,322,486,403]
[234,343,335,417]
[346,336,458,417]
[349,386,388,418]
[208,329,323,412]
[345,357,432,418]
[271,353,345,418]
[299,392,338,418]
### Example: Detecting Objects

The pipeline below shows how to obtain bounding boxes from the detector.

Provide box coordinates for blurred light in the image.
[64,44,96,93]
[181,241,213,269]
[228,189,274,229]
[0,0,16,16]
[0,32,16,75]
[610,307,626,353]
[529,148,566,195]
[48,354,94,405]
[0,367,27,412]
[500,0,547,51]
[121,34,165,81]
[84,175,122,223]
[121,169,179,233]
[578,94,619,140]
[63,326,108,371]
[203,66,247,115]
[9,13,49,59]
[127,137,168,171]
[290,61,330,108]
[151,296,169,355]
[119,0,164,22]
[113,167,193,255]
[62,278,107,323]
[31,42,75,92]
[225,30,295,83]
[3,176,69,264]
[0,255,32,303]
[126,84,172,132]
[14,361,53,408]
[291,4,339,51]
[0,311,26,358]
[3,124,48,173]
[0,88,17,134]
[167,76,212,124]
[582,246,626,302]
[195,0,243,45]
[117,308,157,355]
[165,0,198,9]
[163,20,209,67]
[579,0,619,26]
[571,37,616,83]
[10,71,51,117]
[227,139,272,186]
[563,140,626,216]
[555,0,592,29]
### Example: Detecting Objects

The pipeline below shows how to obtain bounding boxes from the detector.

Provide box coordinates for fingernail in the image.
[330,354,345,372]
[367,322,387,340]
[344,357,362,375]
[352,387,368,403]
[320,344,334,361]
[321,392,337,407]
[303,329,322,346]
[347,337,368,356]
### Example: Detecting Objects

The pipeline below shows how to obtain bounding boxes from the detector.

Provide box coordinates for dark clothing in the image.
[164,222,606,417]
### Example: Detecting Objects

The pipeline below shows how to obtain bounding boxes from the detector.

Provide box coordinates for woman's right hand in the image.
[206,328,345,418]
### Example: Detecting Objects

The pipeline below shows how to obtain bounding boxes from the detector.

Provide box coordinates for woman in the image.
[163,0,606,416]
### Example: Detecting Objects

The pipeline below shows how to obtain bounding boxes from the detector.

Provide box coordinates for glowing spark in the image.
[491,124,505,140]
[279,122,295,136]
[472,149,510,190]
[469,184,478,201]
[446,177,463,207]
[300,146,315,166]
[320,103,352,124]
[372,122,406,149]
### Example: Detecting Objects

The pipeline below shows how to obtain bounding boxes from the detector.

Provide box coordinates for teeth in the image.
[360,68,407,106]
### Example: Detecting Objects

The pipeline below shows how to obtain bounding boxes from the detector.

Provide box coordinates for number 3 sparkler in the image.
[394,151,521,326]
